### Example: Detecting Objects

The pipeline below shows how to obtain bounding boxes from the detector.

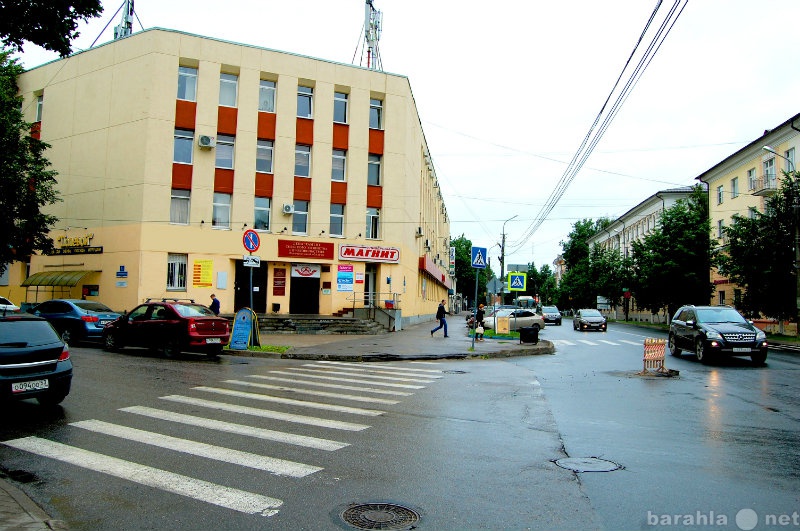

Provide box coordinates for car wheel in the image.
[61,327,79,346]
[104,333,123,352]
[573,322,577,330]
[162,341,181,358]
[695,338,710,364]
[532,324,540,332]
[557,320,562,326]
[668,334,681,356]
[750,351,767,366]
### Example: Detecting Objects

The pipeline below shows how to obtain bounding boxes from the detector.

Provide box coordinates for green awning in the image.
[22,270,95,287]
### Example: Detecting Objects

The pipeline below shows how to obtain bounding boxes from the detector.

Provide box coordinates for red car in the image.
[102,299,230,358]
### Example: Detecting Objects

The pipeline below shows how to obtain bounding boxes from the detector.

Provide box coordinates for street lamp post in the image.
[763,146,798,324]
[500,214,518,303]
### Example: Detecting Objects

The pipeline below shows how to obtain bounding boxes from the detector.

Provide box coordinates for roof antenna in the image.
[113,0,135,40]
[364,1,383,71]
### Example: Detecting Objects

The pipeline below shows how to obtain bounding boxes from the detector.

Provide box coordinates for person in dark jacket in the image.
[475,304,486,341]
[431,299,449,338]
[209,294,221,315]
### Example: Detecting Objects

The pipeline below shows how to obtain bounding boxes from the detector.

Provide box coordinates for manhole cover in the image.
[442,370,467,374]
[341,503,420,530]
[554,457,622,472]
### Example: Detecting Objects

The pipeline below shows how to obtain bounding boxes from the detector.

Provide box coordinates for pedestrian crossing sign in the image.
[471,247,487,269]
[508,272,526,291]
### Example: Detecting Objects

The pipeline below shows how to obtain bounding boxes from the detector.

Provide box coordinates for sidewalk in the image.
[0,320,553,530]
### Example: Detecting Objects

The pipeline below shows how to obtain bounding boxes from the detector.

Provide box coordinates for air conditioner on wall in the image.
[416,227,423,237]
[197,135,216,148]
[282,204,295,214]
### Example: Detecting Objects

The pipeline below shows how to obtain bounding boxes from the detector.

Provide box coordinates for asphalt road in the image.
[1,325,798,530]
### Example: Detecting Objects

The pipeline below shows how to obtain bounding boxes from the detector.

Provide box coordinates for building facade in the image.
[9,28,451,323]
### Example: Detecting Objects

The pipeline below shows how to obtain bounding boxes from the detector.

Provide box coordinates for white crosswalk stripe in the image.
[192,386,385,416]
[577,340,599,345]
[222,380,400,404]
[306,362,443,378]
[285,367,436,384]
[620,340,645,346]
[267,370,426,389]
[317,360,443,374]
[598,340,620,345]
[248,374,415,395]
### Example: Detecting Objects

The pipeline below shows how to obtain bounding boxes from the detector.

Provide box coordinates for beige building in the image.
[9,28,452,325]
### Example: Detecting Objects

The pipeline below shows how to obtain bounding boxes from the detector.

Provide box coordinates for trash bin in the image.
[519,326,539,344]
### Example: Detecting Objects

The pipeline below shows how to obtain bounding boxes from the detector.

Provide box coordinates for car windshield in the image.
[581,309,602,317]
[174,303,215,317]
[74,301,114,312]
[695,307,748,324]
[542,306,558,313]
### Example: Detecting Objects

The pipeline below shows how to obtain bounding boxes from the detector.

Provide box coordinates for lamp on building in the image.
[318,230,326,236]
[242,223,248,230]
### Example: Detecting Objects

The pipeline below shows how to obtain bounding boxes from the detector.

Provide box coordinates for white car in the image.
[483,308,545,331]
[0,296,20,314]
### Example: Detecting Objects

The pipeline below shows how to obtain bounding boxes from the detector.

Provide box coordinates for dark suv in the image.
[668,305,767,365]
[0,313,72,406]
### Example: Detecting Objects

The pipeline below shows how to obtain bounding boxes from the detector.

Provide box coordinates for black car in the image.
[0,313,72,406]
[541,305,562,325]
[668,305,767,365]
[573,309,607,331]
[31,299,121,345]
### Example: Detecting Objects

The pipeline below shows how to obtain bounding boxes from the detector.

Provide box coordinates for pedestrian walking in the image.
[431,299,450,337]
[209,294,220,315]
[475,304,486,341]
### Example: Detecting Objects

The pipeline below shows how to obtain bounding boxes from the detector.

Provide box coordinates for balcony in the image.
[752,173,778,196]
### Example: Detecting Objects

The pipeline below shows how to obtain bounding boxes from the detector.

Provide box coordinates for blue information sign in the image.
[230,308,257,350]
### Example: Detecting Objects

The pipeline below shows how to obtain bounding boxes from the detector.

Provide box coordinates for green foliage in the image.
[0,49,59,274]
[0,0,102,56]
[588,244,631,308]
[451,234,495,307]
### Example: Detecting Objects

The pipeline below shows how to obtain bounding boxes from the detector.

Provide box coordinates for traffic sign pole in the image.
[242,230,262,310]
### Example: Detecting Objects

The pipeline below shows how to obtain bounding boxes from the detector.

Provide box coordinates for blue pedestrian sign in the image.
[508,272,526,292]
[471,247,487,269]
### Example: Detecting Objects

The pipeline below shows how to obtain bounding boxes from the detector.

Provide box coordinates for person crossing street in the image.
[431,299,450,338]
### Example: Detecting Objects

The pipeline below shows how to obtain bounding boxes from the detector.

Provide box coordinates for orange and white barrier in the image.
[639,338,668,374]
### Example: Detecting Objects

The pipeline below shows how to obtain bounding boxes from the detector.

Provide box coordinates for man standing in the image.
[209,294,220,315]
[431,299,449,338]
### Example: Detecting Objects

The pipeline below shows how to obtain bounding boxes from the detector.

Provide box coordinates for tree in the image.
[719,173,798,322]
[630,185,716,319]
[588,244,631,312]
[0,0,103,57]
[557,219,603,309]
[451,234,495,308]
[0,50,59,275]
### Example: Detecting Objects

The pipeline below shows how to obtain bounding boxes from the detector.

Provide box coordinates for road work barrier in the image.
[639,338,668,375]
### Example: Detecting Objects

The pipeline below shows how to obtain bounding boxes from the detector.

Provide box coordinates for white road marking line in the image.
[120,406,347,451]
[285,367,434,384]
[620,340,644,346]
[552,340,576,346]
[159,395,370,431]
[598,340,620,345]
[267,370,425,389]
[578,340,599,346]
[1,437,282,517]
[193,387,385,416]
[302,363,443,379]
[248,375,414,395]
[409,361,441,365]
[223,380,400,405]
[314,360,444,374]
[71,419,321,477]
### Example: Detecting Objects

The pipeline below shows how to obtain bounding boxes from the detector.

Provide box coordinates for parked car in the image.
[31,299,122,346]
[483,309,545,331]
[668,305,768,365]
[0,296,20,314]
[0,313,72,406]
[102,299,230,358]
[573,309,607,331]
[541,305,562,326]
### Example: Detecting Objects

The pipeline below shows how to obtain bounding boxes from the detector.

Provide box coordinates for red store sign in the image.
[339,244,400,263]
[278,239,334,260]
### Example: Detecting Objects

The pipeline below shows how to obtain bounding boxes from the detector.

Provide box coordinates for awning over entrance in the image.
[21,270,95,287]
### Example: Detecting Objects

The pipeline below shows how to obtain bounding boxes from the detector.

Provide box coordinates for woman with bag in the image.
[475,304,486,341]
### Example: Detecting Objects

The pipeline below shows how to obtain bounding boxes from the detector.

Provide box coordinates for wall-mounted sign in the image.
[192,260,213,287]
[339,244,400,263]
[337,265,354,292]
[291,264,321,278]
[47,247,103,255]
[273,268,286,296]
[278,239,334,260]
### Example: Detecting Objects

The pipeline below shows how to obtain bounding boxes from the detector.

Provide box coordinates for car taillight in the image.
[188,318,197,331]
[81,315,99,323]
[58,345,70,361]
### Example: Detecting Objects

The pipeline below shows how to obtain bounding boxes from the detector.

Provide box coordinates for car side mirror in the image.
[686,320,695,328]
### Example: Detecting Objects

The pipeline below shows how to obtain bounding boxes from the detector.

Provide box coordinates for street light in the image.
[500,214,518,292]
[763,145,795,172]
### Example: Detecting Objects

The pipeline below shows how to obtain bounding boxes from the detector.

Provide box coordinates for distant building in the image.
[10,28,451,324]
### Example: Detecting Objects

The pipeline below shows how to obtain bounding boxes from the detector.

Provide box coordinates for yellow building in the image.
[11,28,451,324]
[697,112,799,308]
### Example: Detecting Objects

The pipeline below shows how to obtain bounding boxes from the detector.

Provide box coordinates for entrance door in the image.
[363,264,377,306]
[234,260,268,313]
[289,277,320,314]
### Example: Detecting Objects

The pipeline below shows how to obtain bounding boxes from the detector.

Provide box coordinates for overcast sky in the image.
[14,0,800,273]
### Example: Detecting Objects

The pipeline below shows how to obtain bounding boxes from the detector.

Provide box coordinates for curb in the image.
[0,476,69,530]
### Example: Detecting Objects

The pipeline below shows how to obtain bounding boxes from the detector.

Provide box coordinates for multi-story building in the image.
[7,28,451,324]
[696,112,799,309]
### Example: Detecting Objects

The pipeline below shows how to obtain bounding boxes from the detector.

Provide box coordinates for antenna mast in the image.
[113,0,134,40]
[364,0,383,71]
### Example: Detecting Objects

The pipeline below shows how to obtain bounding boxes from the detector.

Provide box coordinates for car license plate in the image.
[733,347,751,353]
[205,337,221,344]
[99,320,110,325]
[12,379,49,393]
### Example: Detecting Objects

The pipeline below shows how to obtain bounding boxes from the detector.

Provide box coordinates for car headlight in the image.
[756,330,766,341]
[705,330,722,340]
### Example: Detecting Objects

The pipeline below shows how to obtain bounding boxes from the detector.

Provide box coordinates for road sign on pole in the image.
[471,247,487,269]
[242,229,261,253]
[243,255,261,267]
[508,272,526,291]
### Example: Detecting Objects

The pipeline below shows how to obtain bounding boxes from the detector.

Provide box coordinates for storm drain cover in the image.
[341,503,420,530]
[554,457,622,473]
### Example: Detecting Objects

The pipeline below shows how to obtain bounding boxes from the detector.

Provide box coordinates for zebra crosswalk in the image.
[550,338,644,347]
[1,359,446,519]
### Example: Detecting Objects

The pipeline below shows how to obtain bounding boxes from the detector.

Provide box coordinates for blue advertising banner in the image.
[230,308,257,350]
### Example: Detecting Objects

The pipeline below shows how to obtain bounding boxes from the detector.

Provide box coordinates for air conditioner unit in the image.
[424,239,430,247]
[198,135,216,148]
[415,227,423,237]
[282,204,295,215]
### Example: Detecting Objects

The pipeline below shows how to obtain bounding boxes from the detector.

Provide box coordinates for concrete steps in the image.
[256,315,388,335]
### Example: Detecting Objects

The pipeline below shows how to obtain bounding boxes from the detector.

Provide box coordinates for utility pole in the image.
[500,215,518,303]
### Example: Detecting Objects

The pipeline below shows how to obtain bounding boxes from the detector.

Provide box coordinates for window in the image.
[368,154,381,186]
[718,290,726,306]
[716,185,724,205]
[786,148,796,172]
[330,204,344,236]
[333,92,348,123]
[731,177,739,198]
[35,95,43,121]
[177,67,197,101]
[215,134,235,169]
[748,207,758,220]
[254,197,271,231]
[717,219,724,239]
[292,200,309,234]
[170,189,190,224]
[219,73,238,107]
[256,140,274,173]
[295,145,311,177]
[764,158,776,188]
[212,192,231,229]
[366,207,380,239]
[167,253,187,291]
[259,80,276,112]
[369,98,383,129]
[174,129,193,164]
[747,168,756,190]
[332,149,346,181]
[297,85,313,118]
